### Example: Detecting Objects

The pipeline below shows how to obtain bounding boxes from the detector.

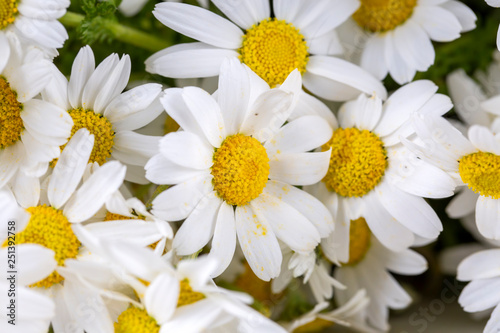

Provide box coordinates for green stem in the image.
[59,12,171,52]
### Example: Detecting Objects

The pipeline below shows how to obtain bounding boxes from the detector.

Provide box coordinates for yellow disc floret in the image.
[353,0,417,32]
[57,108,114,166]
[342,217,371,266]
[239,18,308,88]
[105,212,137,221]
[15,205,81,288]
[0,0,18,30]
[211,134,269,206]
[459,152,500,199]
[114,307,160,333]
[322,128,387,197]
[177,279,205,307]
[0,76,23,149]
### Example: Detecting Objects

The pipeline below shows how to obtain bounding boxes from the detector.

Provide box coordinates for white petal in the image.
[446,188,478,219]
[441,1,476,32]
[412,5,461,42]
[158,131,213,170]
[48,129,93,209]
[384,31,416,85]
[145,153,207,185]
[459,277,500,312]
[0,34,10,73]
[458,249,500,281]
[265,115,332,155]
[305,55,387,101]
[384,248,427,276]
[8,59,52,103]
[468,125,500,155]
[264,180,334,237]
[235,205,281,281]
[112,131,160,166]
[173,192,221,255]
[361,35,388,80]
[14,244,57,286]
[93,55,131,113]
[159,299,221,333]
[153,3,243,48]
[476,196,500,240]
[354,93,382,131]
[145,273,179,324]
[12,174,40,208]
[268,151,331,186]
[239,90,293,142]
[146,43,239,78]
[81,53,119,111]
[151,174,214,221]
[212,0,269,29]
[42,69,69,110]
[207,202,236,277]
[394,20,435,72]
[68,46,95,109]
[289,91,338,128]
[251,193,320,254]
[63,161,126,223]
[363,192,414,252]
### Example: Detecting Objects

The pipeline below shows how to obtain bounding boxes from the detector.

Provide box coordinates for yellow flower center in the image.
[293,318,334,333]
[239,18,309,88]
[14,205,81,288]
[353,0,417,32]
[0,0,17,30]
[54,108,115,166]
[322,128,387,197]
[342,217,371,266]
[0,76,23,149]
[114,307,160,333]
[211,134,269,206]
[459,152,500,199]
[177,279,205,307]
[104,212,137,221]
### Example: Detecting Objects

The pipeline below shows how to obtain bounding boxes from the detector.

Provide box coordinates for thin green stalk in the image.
[59,12,171,53]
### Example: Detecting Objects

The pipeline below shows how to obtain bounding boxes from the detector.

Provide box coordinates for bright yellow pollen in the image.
[14,205,80,288]
[293,318,334,333]
[322,128,387,197]
[0,0,18,30]
[353,0,417,32]
[104,212,137,221]
[459,152,500,199]
[211,134,269,206]
[54,108,114,166]
[114,307,160,333]
[239,18,309,88]
[177,279,205,307]
[0,76,23,149]
[342,217,371,266]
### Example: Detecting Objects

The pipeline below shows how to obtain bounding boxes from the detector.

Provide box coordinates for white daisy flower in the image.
[145,58,334,281]
[332,217,427,331]
[0,0,69,57]
[76,234,287,333]
[272,247,346,304]
[0,43,72,189]
[339,0,476,84]
[457,248,500,333]
[145,0,388,101]
[0,244,56,333]
[407,115,500,240]
[285,290,375,333]
[486,0,500,51]
[42,45,164,184]
[0,129,128,332]
[303,81,456,254]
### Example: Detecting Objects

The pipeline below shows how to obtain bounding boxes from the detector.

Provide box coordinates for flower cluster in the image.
[1,0,500,332]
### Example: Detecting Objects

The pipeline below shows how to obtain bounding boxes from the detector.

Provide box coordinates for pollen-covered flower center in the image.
[353,0,417,32]
[0,0,18,30]
[177,279,205,307]
[15,205,81,288]
[114,307,160,333]
[322,128,387,197]
[211,134,270,206]
[62,108,115,165]
[459,152,500,199]
[0,77,23,149]
[239,18,309,88]
[342,217,371,266]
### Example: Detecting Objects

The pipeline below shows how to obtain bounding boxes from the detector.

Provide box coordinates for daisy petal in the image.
[468,125,500,155]
[68,46,95,109]
[145,273,179,324]
[63,161,126,223]
[14,244,57,286]
[235,205,281,281]
[158,132,212,170]
[459,277,500,312]
[48,129,93,209]
[212,0,270,29]
[458,249,500,281]
[153,3,243,49]
[145,153,207,185]
[251,193,321,254]
[173,192,221,255]
[476,196,500,240]
[268,151,331,186]
[412,6,461,42]
[208,202,236,278]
